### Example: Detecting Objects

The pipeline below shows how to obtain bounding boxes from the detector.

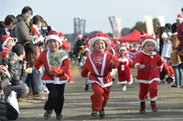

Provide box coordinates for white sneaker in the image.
[122,85,126,91]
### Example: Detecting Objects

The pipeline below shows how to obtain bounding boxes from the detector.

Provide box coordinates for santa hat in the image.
[88,32,112,51]
[45,30,62,46]
[84,47,90,53]
[141,35,156,47]
[176,14,183,21]
[1,35,14,48]
[58,32,67,41]
[140,31,147,38]
[77,33,82,38]
[118,46,127,52]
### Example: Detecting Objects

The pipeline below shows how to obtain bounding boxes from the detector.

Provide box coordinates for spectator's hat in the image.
[1,35,14,48]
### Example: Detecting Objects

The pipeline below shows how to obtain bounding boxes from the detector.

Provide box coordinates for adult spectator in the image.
[0,15,17,45]
[15,6,37,45]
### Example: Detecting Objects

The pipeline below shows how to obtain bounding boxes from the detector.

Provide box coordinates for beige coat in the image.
[170,33,182,65]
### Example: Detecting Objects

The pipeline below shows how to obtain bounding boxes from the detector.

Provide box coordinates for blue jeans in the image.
[172,64,183,86]
[26,69,42,94]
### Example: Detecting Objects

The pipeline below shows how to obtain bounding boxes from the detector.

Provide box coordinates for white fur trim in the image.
[88,37,111,51]
[135,78,160,84]
[142,51,157,56]
[118,58,129,65]
[117,81,127,84]
[88,80,113,88]
[42,80,68,84]
[150,96,158,101]
[134,63,140,69]
[119,46,127,52]
[84,48,90,52]
[46,35,62,46]
[141,39,156,47]
[2,37,13,48]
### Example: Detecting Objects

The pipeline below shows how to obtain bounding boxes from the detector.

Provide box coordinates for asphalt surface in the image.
[16,67,183,121]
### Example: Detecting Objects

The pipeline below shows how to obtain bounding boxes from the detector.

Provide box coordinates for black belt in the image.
[91,74,108,77]
[44,71,65,77]
[144,66,160,69]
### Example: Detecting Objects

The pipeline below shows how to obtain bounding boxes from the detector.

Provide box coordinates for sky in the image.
[0,0,182,34]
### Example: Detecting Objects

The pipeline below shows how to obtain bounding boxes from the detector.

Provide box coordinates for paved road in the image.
[17,67,183,121]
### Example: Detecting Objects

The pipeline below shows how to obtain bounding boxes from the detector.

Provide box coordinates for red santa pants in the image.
[91,83,110,110]
[139,81,158,101]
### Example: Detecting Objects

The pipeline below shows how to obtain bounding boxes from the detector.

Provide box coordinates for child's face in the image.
[143,42,155,54]
[119,49,126,56]
[47,39,60,52]
[38,21,43,28]
[5,39,14,49]
[94,40,106,52]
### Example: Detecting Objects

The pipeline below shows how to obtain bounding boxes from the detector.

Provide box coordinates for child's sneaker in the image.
[151,101,158,112]
[139,101,146,114]
[44,110,52,120]
[91,110,98,117]
[99,108,105,119]
[56,114,63,120]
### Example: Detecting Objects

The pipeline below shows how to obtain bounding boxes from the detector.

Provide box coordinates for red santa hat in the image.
[140,31,147,38]
[45,30,62,46]
[141,35,156,47]
[1,35,14,48]
[77,33,82,38]
[58,32,67,41]
[176,14,183,21]
[83,46,90,53]
[88,32,112,51]
[118,46,127,52]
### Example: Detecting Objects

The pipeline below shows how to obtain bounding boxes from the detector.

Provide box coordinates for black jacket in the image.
[2,53,28,85]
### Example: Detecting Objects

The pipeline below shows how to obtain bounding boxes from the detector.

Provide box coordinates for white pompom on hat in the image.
[88,32,112,51]
[141,35,156,47]
[45,30,62,46]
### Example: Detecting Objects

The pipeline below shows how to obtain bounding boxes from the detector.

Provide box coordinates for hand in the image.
[26,67,33,74]
[49,70,54,75]
[32,35,38,40]
[109,60,114,66]
[138,64,145,69]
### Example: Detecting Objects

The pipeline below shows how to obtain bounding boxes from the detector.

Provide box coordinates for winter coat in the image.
[2,52,28,85]
[170,33,183,65]
[15,15,33,44]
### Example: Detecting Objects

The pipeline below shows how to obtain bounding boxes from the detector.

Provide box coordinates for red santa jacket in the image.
[30,25,44,57]
[81,51,118,88]
[1,48,11,58]
[133,51,163,84]
[34,50,70,84]
[117,55,132,83]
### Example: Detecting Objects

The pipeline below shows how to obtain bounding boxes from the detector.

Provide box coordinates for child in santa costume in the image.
[34,30,70,120]
[117,46,133,91]
[133,35,163,113]
[1,35,14,58]
[81,32,118,118]
[80,46,91,91]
